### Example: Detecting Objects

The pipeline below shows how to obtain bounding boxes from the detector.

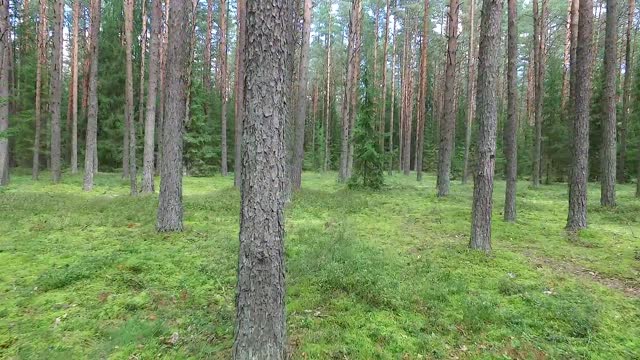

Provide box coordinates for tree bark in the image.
[620,0,634,182]
[600,0,617,206]
[569,0,579,106]
[401,28,413,176]
[461,0,476,184]
[33,0,47,180]
[346,1,362,179]
[232,0,294,357]
[567,0,593,231]
[388,18,396,175]
[83,0,101,191]
[157,0,170,176]
[219,0,228,176]
[323,2,332,172]
[70,0,80,174]
[291,0,311,190]
[141,0,161,193]
[504,0,518,222]
[0,0,9,185]
[560,0,571,111]
[532,0,546,188]
[50,0,63,183]
[125,0,137,195]
[233,0,246,188]
[469,0,502,252]
[437,0,459,196]
[379,0,390,152]
[156,0,190,232]
[416,0,430,181]
[138,0,147,140]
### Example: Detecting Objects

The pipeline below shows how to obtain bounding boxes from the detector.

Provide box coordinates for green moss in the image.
[0,171,638,358]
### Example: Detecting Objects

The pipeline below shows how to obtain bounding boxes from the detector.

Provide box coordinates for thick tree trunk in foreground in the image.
[50,0,63,183]
[291,0,311,190]
[142,0,162,193]
[232,0,293,358]
[83,0,101,191]
[233,0,246,188]
[504,0,518,222]
[567,0,593,231]
[416,0,430,181]
[142,1,162,193]
[600,0,617,207]
[462,0,477,184]
[125,0,137,195]
[0,0,9,185]
[33,0,47,180]
[437,0,459,196]
[620,0,634,182]
[470,0,503,252]
[156,0,190,232]
[70,0,80,174]
[219,0,228,176]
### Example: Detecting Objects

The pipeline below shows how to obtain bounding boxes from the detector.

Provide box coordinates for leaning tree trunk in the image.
[416,0,430,181]
[156,0,190,232]
[437,0,459,196]
[83,0,101,191]
[50,0,63,183]
[233,0,246,188]
[232,0,294,358]
[461,0,477,184]
[620,0,634,182]
[504,0,518,222]
[567,0,593,231]
[291,0,311,190]
[469,0,503,252]
[141,0,162,193]
[125,0,137,195]
[219,0,228,176]
[0,0,9,185]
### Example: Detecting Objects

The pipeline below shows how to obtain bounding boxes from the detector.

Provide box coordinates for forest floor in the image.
[1,171,639,359]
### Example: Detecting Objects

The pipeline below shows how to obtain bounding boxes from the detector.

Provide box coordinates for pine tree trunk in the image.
[600,0,617,206]
[233,0,246,188]
[141,0,161,193]
[416,0,430,181]
[156,0,190,232]
[388,18,396,175]
[0,0,9,185]
[620,0,634,182]
[138,0,147,137]
[347,1,361,179]
[219,0,228,176]
[323,3,332,172]
[291,0,311,190]
[402,33,413,176]
[232,0,293,357]
[462,0,476,184]
[469,0,503,252]
[437,0,459,196]
[504,0,518,222]
[560,0,572,111]
[49,0,63,183]
[532,0,546,188]
[83,0,101,191]
[125,0,137,195]
[379,0,390,151]
[567,0,593,231]
[33,0,47,180]
[569,0,579,105]
[157,0,170,177]
[70,0,80,174]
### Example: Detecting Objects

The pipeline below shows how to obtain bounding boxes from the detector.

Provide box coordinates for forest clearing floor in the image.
[1,170,639,359]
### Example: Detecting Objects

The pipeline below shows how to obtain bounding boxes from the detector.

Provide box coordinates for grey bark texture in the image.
[461,0,476,184]
[620,0,634,182]
[83,0,101,191]
[233,0,246,188]
[232,0,294,357]
[291,0,312,190]
[125,0,137,195]
[532,0,546,188]
[437,0,459,196]
[0,0,9,185]
[50,0,63,183]
[416,0,430,182]
[567,0,593,231]
[600,0,617,206]
[156,0,190,232]
[219,0,228,176]
[504,0,518,222]
[469,0,503,252]
[142,0,162,193]
[70,0,80,174]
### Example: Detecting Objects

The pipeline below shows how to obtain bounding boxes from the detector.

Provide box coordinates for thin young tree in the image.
[70,0,80,174]
[138,0,147,138]
[219,0,228,176]
[461,0,476,184]
[437,0,459,196]
[124,0,136,195]
[388,17,396,175]
[567,0,593,231]
[323,1,332,172]
[141,0,161,193]
[33,0,47,180]
[0,0,9,185]
[532,0,546,188]
[620,0,634,182]
[157,0,191,231]
[504,0,518,222]
[233,0,246,188]
[416,0,429,181]
[50,0,63,183]
[82,0,101,191]
[232,0,294,357]
[291,0,312,190]
[469,0,503,252]
[379,0,390,151]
